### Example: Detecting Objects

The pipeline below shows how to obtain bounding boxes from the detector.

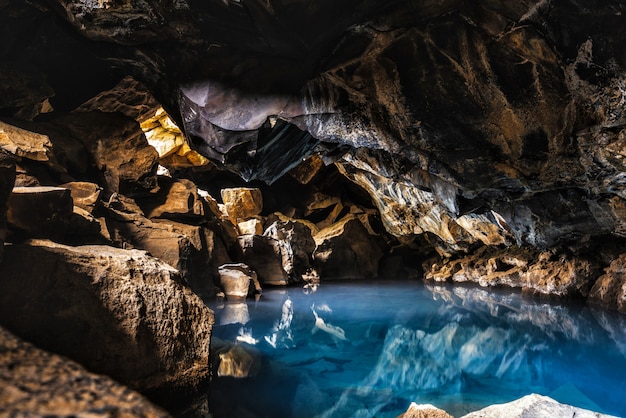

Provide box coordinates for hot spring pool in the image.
[206,281,626,417]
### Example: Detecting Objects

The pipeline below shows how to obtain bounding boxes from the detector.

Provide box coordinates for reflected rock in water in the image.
[311,304,348,342]
[265,298,295,349]
[217,344,261,378]
[219,302,250,326]
[236,327,259,345]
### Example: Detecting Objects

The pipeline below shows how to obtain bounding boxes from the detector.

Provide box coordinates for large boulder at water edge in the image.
[0,325,170,417]
[0,239,213,399]
[263,213,317,282]
[461,393,614,418]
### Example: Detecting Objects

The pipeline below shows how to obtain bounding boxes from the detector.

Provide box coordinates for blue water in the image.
[206,281,626,417]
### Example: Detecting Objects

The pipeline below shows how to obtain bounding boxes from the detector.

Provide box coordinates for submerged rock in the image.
[0,325,170,417]
[0,240,213,399]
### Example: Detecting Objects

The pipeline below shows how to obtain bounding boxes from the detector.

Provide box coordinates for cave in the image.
[1,0,626,416]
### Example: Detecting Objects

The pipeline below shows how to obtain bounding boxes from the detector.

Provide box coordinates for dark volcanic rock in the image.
[0,325,170,417]
[0,150,15,263]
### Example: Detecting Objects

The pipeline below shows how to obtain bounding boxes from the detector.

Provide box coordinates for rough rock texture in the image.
[424,247,598,298]
[588,254,626,313]
[0,239,213,399]
[221,187,263,223]
[264,213,317,282]
[139,177,207,220]
[0,326,170,417]
[461,393,614,418]
[238,234,289,285]
[2,0,626,256]
[60,181,102,213]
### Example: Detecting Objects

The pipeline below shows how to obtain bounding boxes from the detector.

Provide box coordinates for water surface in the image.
[207,281,626,417]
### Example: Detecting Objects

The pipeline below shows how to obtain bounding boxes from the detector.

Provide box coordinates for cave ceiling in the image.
[2,0,626,251]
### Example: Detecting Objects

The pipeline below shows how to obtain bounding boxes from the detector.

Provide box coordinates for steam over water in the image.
[206,281,626,417]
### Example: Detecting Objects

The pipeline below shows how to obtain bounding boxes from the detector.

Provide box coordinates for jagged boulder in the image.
[104,201,228,296]
[51,111,159,194]
[0,239,213,398]
[237,234,288,285]
[588,254,626,313]
[264,213,317,282]
[6,186,73,241]
[0,325,170,417]
[313,216,383,279]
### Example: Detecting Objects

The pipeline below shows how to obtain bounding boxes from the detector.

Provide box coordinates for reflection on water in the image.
[206,281,626,418]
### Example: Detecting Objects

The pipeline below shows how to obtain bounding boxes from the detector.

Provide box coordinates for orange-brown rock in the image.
[139,177,206,220]
[217,263,261,300]
[59,181,102,213]
[397,403,453,418]
[0,325,170,417]
[0,120,52,162]
[220,187,263,223]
